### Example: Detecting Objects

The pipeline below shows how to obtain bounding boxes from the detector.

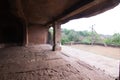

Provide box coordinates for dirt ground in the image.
[0,45,114,80]
[62,46,119,79]
[70,44,120,60]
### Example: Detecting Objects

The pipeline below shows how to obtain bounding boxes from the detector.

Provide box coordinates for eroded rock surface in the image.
[0,45,114,80]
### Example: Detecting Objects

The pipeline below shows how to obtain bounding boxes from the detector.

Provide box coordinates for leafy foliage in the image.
[61,29,99,44]
[104,33,120,45]
[61,29,120,46]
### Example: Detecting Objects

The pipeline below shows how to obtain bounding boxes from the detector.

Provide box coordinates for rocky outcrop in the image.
[6,0,120,25]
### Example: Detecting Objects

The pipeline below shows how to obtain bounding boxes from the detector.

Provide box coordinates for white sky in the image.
[62,4,120,35]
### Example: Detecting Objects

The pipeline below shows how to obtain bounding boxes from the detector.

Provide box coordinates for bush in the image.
[104,33,120,46]
[81,37,91,44]
[61,37,69,45]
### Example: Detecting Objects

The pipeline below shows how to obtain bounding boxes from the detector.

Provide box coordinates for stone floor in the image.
[0,45,114,80]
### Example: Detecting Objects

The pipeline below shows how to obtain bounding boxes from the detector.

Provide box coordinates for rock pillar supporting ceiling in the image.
[0,0,120,48]
[52,22,61,51]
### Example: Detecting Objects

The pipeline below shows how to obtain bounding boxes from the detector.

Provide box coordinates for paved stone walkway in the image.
[62,46,119,78]
[0,45,114,80]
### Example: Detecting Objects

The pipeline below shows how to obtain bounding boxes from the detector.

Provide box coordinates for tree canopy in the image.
[61,29,120,46]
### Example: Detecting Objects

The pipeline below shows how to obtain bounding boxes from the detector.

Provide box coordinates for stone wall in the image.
[28,25,49,45]
[0,17,24,47]
[0,0,25,47]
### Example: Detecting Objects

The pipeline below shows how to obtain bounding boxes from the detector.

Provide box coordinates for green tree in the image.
[61,29,120,46]
[104,33,120,45]
[61,33,69,45]
[112,33,120,45]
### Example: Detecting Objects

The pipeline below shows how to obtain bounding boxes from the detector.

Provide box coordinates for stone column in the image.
[52,22,61,51]
[23,25,28,46]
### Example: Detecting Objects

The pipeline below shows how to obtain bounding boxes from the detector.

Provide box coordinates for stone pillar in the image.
[23,25,28,46]
[52,22,61,51]
[25,26,29,46]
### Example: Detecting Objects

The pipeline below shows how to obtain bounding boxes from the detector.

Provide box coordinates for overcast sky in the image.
[62,4,120,35]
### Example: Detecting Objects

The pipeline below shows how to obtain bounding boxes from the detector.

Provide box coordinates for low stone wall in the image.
[64,42,120,48]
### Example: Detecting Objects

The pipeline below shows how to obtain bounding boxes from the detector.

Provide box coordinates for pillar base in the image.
[52,44,61,51]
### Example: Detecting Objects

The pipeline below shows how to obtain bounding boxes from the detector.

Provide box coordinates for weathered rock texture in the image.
[0,0,120,46]
[28,25,49,45]
[0,45,114,80]
[9,0,120,25]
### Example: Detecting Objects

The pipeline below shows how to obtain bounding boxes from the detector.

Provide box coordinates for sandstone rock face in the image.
[28,25,49,45]
[0,0,119,46]
[10,0,120,25]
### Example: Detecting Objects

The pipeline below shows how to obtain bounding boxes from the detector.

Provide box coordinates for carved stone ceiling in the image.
[10,0,120,25]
